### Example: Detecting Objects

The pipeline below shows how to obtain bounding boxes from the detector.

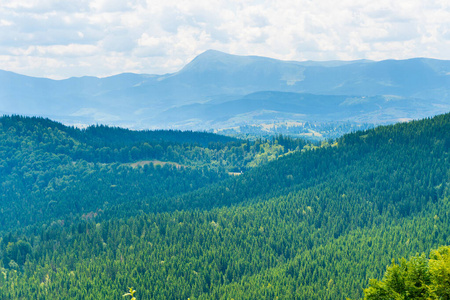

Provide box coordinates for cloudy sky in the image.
[1,0,449,79]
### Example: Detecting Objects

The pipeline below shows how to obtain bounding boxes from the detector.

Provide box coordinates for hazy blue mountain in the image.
[170,51,450,98]
[154,91,448,129]
[0,50,449,130]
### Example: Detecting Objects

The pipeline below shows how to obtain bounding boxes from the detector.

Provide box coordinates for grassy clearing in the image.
[127,160,183,169]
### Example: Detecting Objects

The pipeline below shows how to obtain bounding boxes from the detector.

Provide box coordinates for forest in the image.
[0,113,449,299]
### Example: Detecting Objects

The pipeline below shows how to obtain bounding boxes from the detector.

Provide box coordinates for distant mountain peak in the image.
[178,50,280,75]
[179,50,242,73]
[197,49,230,58]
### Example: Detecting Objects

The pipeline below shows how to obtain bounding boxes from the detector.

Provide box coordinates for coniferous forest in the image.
[0,113,449,299]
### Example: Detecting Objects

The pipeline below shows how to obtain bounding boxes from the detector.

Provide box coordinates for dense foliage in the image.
[0,113,448,299]
[0,115,305,230]
[364,245,450,299]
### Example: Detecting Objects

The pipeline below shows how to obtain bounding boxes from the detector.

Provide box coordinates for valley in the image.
[4,2,450,299]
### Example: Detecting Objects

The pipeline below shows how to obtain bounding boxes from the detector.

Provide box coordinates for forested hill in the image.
[0,113,449,299]
[147,113,449,216]
[0,115,306,231]
[1,115,238,148]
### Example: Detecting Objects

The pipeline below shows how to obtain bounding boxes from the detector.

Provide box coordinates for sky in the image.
[1,0,449,79]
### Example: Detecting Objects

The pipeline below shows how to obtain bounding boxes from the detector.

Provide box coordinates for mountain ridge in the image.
[1,50,449,133]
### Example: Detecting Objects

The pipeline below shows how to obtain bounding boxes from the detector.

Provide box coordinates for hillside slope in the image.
[0,115,306,230]
[0,113,448,299]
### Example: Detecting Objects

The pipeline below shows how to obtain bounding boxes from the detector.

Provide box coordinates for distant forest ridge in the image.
[0,114,238,146]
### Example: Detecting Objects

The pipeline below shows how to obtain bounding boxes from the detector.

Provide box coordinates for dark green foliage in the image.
[0,116,227,230]
[0,115,303,230]
[0,113,448,299]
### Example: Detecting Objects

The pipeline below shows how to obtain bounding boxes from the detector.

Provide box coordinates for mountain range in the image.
[1,50,449,131]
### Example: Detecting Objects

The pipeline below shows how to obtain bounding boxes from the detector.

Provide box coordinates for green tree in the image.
[428,246,450,299]
[364,246,450,300]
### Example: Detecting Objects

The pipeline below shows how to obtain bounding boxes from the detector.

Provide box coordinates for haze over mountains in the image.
[1,50,449,131]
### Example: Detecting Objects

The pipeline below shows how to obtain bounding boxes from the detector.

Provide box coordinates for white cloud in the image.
[89,0,134,12]
[0,19,13,26]
[0,0,449,78]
